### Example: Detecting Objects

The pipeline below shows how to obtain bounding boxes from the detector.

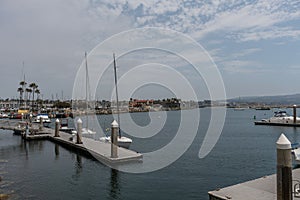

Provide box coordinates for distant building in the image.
[0,100,19,110]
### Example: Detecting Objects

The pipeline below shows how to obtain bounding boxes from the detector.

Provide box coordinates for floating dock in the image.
[0,120,142,165]
[209,168,300,200]
[254,121,300,127]
[209,133,299,200]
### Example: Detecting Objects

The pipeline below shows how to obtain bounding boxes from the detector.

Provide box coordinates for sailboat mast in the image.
[113,53,121,138]
[22,61,27,109]
[85,52,89,129]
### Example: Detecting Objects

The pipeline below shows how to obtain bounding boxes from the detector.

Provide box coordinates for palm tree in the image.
[17,87,24,107]
[19,81,27,106]
[29,83,38,110]
[20,80,27,89]
[25,88,32,109]
[35,89,40,111]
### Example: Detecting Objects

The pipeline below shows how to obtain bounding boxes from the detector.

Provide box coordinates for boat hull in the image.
[99,136,132,149]
[254,121,300,127]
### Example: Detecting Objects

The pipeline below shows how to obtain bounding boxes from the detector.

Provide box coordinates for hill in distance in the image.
[228,93,300,105]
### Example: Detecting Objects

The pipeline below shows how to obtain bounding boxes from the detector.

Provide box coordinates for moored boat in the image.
[254,110,300,126]
[99,54,132,149]
[59,118,75,134]
[99,136,132,149]
[32,114,51,124]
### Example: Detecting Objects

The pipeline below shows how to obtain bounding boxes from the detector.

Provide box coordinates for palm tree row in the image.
[17,81,40,111]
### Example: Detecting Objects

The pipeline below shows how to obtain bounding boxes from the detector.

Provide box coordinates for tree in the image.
[17,87,23,107]
[35,89,41,110]
[29,83,38,110]
[35,89,40,100]
[25,88,32,107]
[19,80,27,106]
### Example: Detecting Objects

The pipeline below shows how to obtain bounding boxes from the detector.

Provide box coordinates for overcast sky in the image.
[1,0,300,100]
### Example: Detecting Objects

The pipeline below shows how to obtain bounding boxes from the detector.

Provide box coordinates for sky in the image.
[1,0,300,101]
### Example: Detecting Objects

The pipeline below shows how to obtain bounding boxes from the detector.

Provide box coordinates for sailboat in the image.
[73,52,96,139]
[99,53,132,149]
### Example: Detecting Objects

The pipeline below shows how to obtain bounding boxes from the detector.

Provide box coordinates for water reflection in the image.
[72,154,83,180]
[19,139,29,159]
[55,144,59,159]
[109,169,120,200]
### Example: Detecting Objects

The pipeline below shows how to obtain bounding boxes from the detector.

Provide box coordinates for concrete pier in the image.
[0,120,142,165]
[208,134,296,200]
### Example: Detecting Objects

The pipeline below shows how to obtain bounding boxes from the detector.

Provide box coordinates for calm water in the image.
[1,108,300,200]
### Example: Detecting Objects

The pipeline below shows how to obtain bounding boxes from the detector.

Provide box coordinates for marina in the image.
[0,119,142,165]
[1,1,299,199]
[0,108,300,199]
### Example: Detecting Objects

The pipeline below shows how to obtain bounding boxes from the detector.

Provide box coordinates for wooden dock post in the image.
[276,133,292,200]
[111,120,118,158]
[293,105,297,124]
[55,119,60,137]
[76,118,83,144]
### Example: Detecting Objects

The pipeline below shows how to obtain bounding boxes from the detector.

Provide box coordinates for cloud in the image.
[220,60,264,74]
[193,1,300,41]
[0,0,134,98]
[102,0,300,42]
[1,0,300,98]
[231,48,262,58]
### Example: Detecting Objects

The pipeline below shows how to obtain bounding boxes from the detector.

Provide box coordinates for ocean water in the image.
[1,108,300,200]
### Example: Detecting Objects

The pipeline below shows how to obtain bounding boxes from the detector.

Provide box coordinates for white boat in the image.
[33,114,51,124]
[99,54,132,149]
[234,107,245,111]
[261,111,300,124]
[99,136,132,149]
[81,127,96,139]
[0,113,9,118]
[59,119,75,134]
[292,148,300,165]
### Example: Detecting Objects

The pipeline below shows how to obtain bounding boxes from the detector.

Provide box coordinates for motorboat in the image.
[99,135,132,149]
[0,113,9,118]
[81,128,96,139]
[255,107,271,110]
[260,111,300,124]
[292,147,300,165]
[59,118,75,134]
[71,128,96,139]
[32,114,51,124]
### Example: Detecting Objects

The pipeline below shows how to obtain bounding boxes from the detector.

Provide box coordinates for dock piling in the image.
[111,120,118,158]
[39,117,43,131]
[293,105,297,124]
[276,133,292,200]
[76,118,83,144]
[55,119,60,137]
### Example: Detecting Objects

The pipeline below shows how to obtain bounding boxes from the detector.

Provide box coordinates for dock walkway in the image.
[0,120,142,165]
[209,168,300,199]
